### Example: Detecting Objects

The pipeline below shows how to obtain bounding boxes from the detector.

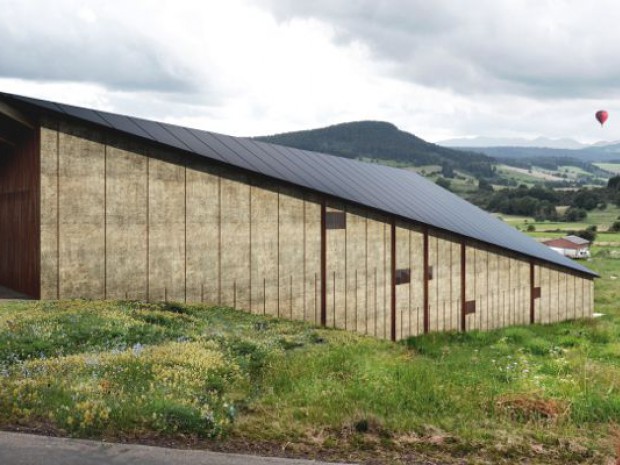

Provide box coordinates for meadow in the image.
[594,163,620,175]
[497,206,620,243]
[0,248,618,464]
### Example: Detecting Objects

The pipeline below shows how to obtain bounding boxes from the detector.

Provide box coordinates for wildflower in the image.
[132,343,144,357]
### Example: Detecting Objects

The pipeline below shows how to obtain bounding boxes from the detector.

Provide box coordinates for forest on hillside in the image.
[255,121,496,178]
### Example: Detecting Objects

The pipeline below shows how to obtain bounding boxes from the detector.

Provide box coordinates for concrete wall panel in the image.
[408,227,424,337]
[279,187,305,322]
[219,173,250,309]
[303,193,322,324]
[39,124,58,299]
[58,122,105,299]
[574,274,584,319]
[185,163,220,304]
[105,143,148,300]
[394,222,409,340]
[148,155,185,302]
[346,207,368,335]
[326,203,347,329]
[365,213,384,337]
[250,180,279,316]
[537,264,548,324]
[465,245,476,331]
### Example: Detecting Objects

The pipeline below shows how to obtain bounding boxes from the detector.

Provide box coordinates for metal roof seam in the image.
[214,133,305,183]
[153,122,196,153]
[239,138,335,192]
[290,148,381,207]
[250,140,339,194]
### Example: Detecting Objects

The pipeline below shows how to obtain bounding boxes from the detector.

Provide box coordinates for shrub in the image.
[563,207,587,222]
[436,177,451,190]
[609,221,620,232]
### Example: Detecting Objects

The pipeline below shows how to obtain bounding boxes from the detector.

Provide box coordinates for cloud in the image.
[261,0,620,99]
[0,1,198,93]
[1,0,619,143]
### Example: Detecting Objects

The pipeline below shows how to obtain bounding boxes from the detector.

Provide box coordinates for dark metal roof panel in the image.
[57,105,110,127]
[92,111,154,140]
[0,92,596,277]
[160,125,226,162]
[133,120,191,152]
[1,93,67,114]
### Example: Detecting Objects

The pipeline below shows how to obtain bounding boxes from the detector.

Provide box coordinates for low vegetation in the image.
[0,250,618,464]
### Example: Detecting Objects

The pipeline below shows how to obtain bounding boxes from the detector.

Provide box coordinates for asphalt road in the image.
[0,431,351,465]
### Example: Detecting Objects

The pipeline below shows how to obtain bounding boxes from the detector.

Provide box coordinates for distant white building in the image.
[542,235,591,259]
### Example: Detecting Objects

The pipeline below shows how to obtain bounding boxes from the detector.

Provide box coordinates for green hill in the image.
[255,121,495,178]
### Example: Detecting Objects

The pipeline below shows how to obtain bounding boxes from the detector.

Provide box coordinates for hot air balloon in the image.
[596,110,608,126]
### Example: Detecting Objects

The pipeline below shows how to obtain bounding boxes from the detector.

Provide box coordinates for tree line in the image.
[473,175,620,222]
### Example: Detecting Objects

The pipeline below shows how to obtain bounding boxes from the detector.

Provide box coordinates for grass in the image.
[498,206,620,237]
[0,250,619,463]
[495,164,608,189]
[558,165,591,177]
[594,163,620,174]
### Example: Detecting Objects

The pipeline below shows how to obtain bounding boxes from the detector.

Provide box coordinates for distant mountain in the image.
[452,145,620,163]
[589,141,620,153]
[255,121,495,177]
[591,139,620,147]
[439,136,587,150]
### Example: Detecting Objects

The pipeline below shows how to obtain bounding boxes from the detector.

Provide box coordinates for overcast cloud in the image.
[1,0,619,142]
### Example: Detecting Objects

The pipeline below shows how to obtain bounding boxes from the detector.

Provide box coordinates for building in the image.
[543,236,591,259]
[0,92,597,340]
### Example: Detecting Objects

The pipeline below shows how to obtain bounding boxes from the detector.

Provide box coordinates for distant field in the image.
[498,205,620,233]
[496,163,608,188]
[496,165,544,185]
[558,165,590,176]
[410,164,442,175]
[594,162,620,174]
[447,177,479,193]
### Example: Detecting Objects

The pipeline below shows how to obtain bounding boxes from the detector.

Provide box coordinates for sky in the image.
[1,0,620,143]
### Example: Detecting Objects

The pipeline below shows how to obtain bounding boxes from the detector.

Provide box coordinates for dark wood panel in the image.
[0,126,40,298]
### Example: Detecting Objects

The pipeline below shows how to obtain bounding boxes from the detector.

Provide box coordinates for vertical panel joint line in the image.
[320,200,327,327]
[460,241,466,332]
[423,226,429,334]
[390,218,396,341]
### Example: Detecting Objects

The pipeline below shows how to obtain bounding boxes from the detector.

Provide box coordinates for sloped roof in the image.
[543,238,586,250]
[0,92,597,278]
[564,235,591,245]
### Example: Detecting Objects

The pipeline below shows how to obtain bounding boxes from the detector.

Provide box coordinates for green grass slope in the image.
[0,250,618,464]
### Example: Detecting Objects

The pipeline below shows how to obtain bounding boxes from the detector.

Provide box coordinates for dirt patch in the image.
[0,421,610,465]
[495,394,569,422]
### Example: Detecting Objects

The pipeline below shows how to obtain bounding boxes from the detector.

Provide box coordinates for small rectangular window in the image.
[465,300,476,315]
[325,211,346,229]
[427,265,434,280]
[533,287,541,299]
[395,268,411,285]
